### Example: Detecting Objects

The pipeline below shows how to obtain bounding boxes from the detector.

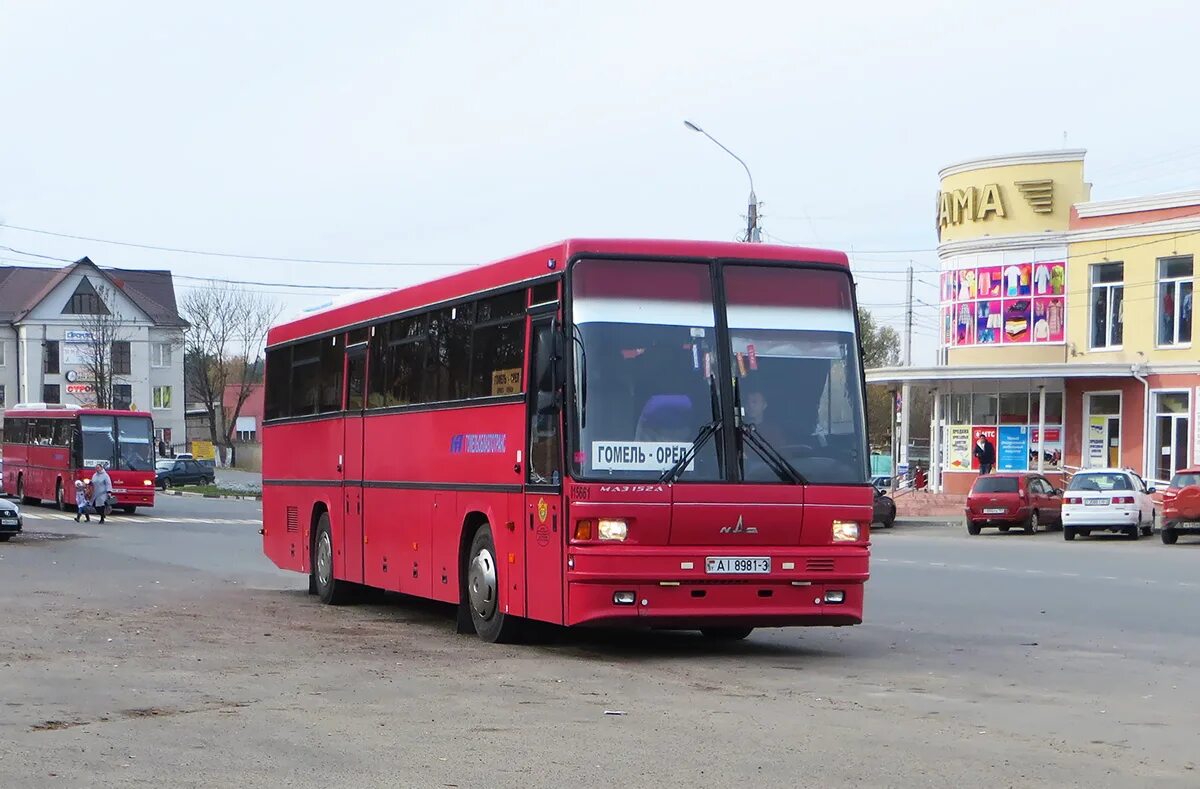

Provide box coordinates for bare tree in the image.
[181,285,280,465]
[76,284,132,409]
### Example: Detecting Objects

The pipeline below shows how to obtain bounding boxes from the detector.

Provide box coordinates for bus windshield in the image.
[570,259,723,481]
[79,414,155,471]
[725,265,866,485]
[568,259,867,484]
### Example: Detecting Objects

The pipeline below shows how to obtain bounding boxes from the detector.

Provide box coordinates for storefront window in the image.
[1029,391,1064,424]
[1090,262,1124,349]
[971,394,998,425]
[948,394,971,425]
[999,393,1029,425]
[1153,391,1191,482]
[1158,256,1193,347]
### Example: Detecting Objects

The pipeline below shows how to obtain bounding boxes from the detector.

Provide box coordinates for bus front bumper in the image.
[565,545,869,628]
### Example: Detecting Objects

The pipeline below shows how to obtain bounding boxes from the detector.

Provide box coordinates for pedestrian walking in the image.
[91,463,113,524]
[73,480,91,522]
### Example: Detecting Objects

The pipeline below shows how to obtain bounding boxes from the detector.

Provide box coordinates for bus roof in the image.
[7,404,153,419]
[268,238,850,346]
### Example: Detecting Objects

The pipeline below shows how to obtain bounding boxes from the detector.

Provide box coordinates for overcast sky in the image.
[2,1,1197,363]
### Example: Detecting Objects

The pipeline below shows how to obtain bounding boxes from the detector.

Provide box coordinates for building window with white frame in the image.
[1090,262,1124,349]
[1153,391,1191,482]
[1157,256,1193,347]
[151,342,173,368]
[152,385,172,410]
[0,340,5,367]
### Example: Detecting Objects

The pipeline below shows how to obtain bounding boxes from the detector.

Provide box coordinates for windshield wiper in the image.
[732,376,806,485]
[660,374,722,484]
[740,424,806,484]
[660,419,721,484]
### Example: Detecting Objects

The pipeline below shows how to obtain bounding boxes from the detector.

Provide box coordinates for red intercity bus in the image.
[263,239,871,642]
[1,404,158,512]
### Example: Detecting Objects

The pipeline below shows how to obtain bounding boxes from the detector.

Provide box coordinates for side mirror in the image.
[1147,486,1157,494]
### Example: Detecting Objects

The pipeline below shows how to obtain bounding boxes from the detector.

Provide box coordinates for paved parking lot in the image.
[2,497,1197,787]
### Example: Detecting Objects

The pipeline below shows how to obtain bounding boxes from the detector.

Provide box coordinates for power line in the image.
[0,222,474,268]
[0,246,383,292]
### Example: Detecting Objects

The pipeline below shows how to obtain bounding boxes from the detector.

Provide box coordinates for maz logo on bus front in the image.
[720,516,758,535]
[598,485,664,493]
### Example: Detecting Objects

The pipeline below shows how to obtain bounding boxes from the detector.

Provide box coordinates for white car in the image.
[1061,469,1156,541]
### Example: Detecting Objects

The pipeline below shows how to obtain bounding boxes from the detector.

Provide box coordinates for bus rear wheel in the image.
[466,524,521,643]
[313,513,356,605]
[56,480,71,512]
[701,627,754,641]
[18,476,36,506]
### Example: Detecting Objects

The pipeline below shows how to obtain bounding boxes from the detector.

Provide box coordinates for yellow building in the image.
[870,150,1200,494]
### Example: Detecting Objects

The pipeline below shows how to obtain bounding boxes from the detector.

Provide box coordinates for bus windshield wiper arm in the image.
[739,424,806,484]
[660,418,721,484]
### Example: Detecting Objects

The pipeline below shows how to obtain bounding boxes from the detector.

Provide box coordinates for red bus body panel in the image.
[263,239,870,631]
[2,408,157,508]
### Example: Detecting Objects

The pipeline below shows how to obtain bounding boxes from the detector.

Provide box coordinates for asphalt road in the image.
[2,497,1197,788]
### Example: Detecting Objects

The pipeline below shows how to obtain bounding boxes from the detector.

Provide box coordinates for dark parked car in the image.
[873,489,896,528]
[156,459,215,489]
[0,498,22,541]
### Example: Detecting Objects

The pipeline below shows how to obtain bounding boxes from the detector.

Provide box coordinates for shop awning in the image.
[865,362,1154,388]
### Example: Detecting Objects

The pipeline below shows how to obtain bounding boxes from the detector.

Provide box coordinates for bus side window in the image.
[528,319,561,485]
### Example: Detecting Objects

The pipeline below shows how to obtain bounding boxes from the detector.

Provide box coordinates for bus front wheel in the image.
[17,476,36,506]
[312,513,356,606]
[466,524,522,643]
[56,480,71,512]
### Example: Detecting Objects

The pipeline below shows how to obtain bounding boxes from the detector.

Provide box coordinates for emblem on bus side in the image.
[719,516,758,535]
[537,498,548,524]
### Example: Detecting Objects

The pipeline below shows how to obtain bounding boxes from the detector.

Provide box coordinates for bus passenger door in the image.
[342,345,367,585]
[524,316,564,624]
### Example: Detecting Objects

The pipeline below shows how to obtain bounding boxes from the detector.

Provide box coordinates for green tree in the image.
[858,308,901,449]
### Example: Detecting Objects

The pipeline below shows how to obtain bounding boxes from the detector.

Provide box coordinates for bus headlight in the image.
[598,519,629,541]
[832,520,860,542]
[143,480,153,486]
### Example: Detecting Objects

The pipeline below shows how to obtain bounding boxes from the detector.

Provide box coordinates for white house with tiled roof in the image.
[0,257,187,453]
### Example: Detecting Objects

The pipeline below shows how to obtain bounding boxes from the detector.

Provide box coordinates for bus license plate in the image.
[1085,498,1108,506]
[706,556,770,574]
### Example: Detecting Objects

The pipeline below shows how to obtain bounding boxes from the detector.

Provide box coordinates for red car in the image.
[1160,468,1200,544]
[965,473,1063,535]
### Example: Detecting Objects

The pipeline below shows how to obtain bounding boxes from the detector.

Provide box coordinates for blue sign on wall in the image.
[997,426,1029,471]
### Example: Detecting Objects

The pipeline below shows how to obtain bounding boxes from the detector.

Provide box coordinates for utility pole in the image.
[899,264,914,476]
[746,192,759,243]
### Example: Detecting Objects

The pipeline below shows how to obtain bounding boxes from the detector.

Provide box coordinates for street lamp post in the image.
[684,120,761,242]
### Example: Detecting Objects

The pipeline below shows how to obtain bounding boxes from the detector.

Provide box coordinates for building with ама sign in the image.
[869,150,1200,493]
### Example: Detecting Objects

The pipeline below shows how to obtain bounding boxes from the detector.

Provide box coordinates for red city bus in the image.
[263,239,871,642]
[1,404,158,512]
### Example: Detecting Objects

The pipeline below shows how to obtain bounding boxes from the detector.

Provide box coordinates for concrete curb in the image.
[167,490,262,502]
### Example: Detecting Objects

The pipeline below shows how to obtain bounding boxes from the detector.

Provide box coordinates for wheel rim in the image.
[468,546,498,621]
[1030,513,1038,531]
[316,531,333,590]
[164,479,171,489]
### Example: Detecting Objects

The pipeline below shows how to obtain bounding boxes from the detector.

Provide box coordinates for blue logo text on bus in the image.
[450,433,507,455]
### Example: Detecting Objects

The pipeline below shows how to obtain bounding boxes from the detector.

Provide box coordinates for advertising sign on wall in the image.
[942,259,1066,347]
[1030,427,1064,470]
[947,426,972,471]
[1087,417,1107,467]
[970,426,998,470]
[997,426,1029,471]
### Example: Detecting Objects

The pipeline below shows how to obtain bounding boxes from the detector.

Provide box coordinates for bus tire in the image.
[121,506,137,515]
[18,476,36,505]
[466,523,521,643]
[313,513,356,606]
[56,480,71,512]
[701,627,754,641]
